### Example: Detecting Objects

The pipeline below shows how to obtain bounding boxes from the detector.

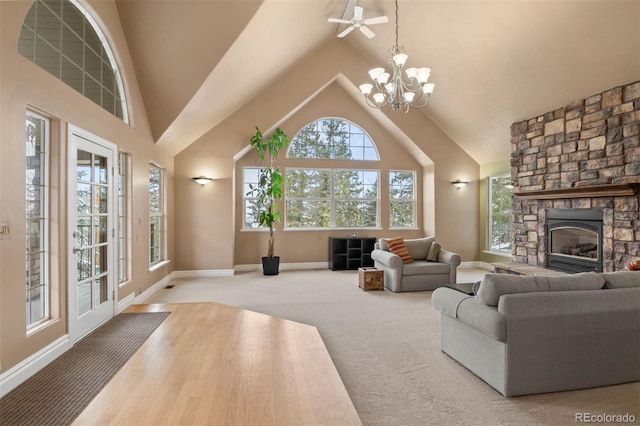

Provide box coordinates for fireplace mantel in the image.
[513,183,640,200]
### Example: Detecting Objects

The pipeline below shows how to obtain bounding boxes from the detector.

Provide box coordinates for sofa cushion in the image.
[427,242,441,262]
[404,237,435,260]
[386,237,413,263]
[403,260,450,276]
[601,271,640,289]
[477,272,605,307]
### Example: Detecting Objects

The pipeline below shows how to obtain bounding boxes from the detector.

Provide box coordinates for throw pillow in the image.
[386,237,413,263]
[427,242,441,262]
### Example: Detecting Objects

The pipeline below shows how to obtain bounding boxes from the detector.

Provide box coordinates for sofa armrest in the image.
[371,249,402,268]
[438,249,461,266]
[432,287,472,318]
[432,288,506,342]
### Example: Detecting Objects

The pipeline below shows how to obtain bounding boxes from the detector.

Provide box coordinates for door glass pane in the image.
[77,247,91,281]
[94,244,106,275]
[77,183,91,214]
[77,216,91,246]
[96,186,107,213]
[94,154,108,184]
[96,276,108,305]
[94,216,107,243]
[77,150,91,181]
[78,281,91,316]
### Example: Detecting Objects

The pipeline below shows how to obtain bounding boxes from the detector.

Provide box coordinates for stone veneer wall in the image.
[510,81,640,272]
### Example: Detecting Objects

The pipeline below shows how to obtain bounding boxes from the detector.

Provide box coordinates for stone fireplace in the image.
[510,81,640,273]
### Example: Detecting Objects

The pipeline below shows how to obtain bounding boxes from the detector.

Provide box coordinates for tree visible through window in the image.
[284,118,379,228]
[287,118,378,160]
[26,111,49,327]
[118,151,129,282]
[489,174,512,253]
[149,164,163,265]
[389,170,416,228]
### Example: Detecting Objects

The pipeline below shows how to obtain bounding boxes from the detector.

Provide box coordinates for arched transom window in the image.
[287,118,379,160]
[18,0,129,122]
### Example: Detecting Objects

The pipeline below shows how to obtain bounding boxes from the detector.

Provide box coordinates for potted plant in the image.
[247,126,290,275]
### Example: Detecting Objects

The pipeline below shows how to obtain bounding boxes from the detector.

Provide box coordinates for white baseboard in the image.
[460,261,494,271]
[135,273,174,304]
[0,335,71,398]
[234,262,329,273]
[117,292,136,314]
[172,269,234,278]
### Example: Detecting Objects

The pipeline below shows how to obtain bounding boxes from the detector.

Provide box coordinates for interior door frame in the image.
[67,123,118,342]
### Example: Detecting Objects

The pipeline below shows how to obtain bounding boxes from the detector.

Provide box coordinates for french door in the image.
[68,125,117,342]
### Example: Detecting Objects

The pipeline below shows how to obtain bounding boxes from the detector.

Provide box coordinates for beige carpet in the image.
[147,269,640,426]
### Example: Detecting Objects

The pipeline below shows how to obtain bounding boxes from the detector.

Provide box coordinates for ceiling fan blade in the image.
[328,18,352,24]
[359,25,376,39]
[353,5,363,20]
[338,26,355,38]
[364,16,388,25]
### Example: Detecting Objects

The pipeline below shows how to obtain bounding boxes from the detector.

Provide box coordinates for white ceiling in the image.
[115,0,640,164]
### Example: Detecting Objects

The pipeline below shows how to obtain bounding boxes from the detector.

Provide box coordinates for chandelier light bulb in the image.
[368,67,384,81]
[416,68,431,84]
[405,67,418,79]
[393,53,408,66]
[373,93,385,104]
[376,72,390,84]
[423,83,435,94]
[404,92,415,102]
[359,84,373,95]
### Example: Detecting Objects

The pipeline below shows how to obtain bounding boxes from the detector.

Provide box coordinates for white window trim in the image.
[148,162,165,267]
[488,173,512,255]
[389,169,417,229]
[26,109,50,331]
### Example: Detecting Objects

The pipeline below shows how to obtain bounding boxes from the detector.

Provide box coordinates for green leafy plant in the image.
[247,126,290,259]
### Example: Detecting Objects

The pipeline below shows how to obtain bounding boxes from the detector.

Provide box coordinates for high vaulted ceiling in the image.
[115,0,640,164]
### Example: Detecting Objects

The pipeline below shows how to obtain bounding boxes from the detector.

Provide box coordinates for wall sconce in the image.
[452,179,468,189]
[192,176,213,186]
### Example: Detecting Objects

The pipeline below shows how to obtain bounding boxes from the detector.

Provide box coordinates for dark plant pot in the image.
[262,256,280,275]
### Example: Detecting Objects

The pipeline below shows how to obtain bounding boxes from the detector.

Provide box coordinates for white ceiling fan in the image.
[328,5,388,39]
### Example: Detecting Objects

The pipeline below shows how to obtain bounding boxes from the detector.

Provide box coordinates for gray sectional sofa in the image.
[431,271,640,397]
[371,237,461,292]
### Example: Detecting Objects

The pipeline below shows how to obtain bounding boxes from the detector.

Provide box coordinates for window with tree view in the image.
[282,118,379,229]
[26,111,49,327]
[149,163,163,265]
[488,174,512,254]
[389,170,416,228]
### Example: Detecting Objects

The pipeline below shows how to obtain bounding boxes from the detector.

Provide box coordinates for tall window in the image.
[26,111,49,327]
[18,0,128,122]
[389,170,416,228]
[149,163,164,265]
[117,151,129,282]
[488,174,513,254]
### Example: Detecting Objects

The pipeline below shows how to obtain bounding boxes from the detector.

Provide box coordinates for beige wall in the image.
[0,1,173,372]
[174,40,480,271]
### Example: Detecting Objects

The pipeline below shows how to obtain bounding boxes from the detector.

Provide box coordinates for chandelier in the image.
[359,0,435,113]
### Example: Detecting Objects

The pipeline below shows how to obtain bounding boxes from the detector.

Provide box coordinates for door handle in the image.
[72,246,82,254]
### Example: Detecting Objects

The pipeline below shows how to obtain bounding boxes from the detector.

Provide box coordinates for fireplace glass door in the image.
[550,227,599,261]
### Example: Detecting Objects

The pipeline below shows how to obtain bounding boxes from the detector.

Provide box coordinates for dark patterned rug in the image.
[0,312,169,425]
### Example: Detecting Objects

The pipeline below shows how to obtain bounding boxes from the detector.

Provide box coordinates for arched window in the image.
[287,118,379,160]
[18,0,129,122]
